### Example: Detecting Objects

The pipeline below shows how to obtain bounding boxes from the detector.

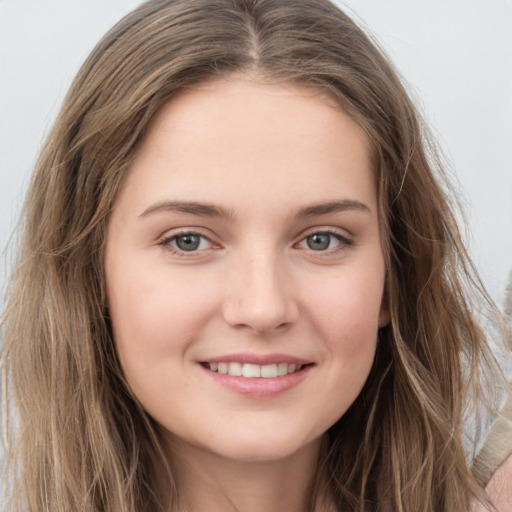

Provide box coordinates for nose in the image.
[222,249,299,335]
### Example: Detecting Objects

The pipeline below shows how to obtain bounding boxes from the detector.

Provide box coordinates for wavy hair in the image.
[1,0,508,510]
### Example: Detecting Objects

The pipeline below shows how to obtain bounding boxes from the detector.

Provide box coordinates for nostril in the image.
[221,276,299,334]
[251,321,293,336]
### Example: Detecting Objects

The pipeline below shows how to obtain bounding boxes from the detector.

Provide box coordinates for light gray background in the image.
[1,1,511,306]
[1,0,511,305]
[0,0,511,499]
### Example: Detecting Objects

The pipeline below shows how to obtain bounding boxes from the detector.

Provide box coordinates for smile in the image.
[199,354,313,397]
[205,362,304,378]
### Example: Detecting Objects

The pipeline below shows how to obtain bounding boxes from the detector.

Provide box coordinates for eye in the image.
[297,230,352,252]
[305,233,334,251]
[160,232,214,253]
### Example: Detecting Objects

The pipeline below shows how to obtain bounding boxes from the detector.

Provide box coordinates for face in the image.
[105,77,388,464]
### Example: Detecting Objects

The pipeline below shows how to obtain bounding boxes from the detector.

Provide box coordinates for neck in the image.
[162,435,333,512]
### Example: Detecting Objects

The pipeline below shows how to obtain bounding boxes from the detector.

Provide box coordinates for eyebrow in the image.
[139,199,370,219]
[140,200,235,219]
[296,199,370,218]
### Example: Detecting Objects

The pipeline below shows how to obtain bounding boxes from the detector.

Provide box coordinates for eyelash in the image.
[297,229,354,255]
[158,228,354,256]
[158,229,217,256]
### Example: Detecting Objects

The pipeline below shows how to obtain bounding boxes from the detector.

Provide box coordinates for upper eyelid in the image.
[157,226,353,246]
[293,229,355,256]
[158,232,220,260]
[159,227,215,242]
[296,226,353,241]
[158,229,218,252]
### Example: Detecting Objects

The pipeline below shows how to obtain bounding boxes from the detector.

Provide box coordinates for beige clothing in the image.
[474,391,512,484]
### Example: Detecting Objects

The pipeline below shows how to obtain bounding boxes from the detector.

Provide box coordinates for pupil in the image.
[307,233,330,250]
[176,235,200,251]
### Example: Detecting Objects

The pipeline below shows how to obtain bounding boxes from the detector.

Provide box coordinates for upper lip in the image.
[200,353,312,366]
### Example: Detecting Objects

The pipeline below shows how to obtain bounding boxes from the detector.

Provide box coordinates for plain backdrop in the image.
[0,0,511,499]
[1,0,511,307]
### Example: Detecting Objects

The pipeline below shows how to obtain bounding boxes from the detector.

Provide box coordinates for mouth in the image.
[198,354,314,397]
[201,361,308,378]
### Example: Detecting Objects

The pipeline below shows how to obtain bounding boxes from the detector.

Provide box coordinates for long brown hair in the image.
[1,0,508,510]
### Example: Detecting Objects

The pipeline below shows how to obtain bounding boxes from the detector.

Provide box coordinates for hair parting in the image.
[1,1,509,511]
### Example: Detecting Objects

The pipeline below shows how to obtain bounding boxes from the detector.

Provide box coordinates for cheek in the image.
[106,263,221,369]
[305,266,385,348]
[299,265,384,416]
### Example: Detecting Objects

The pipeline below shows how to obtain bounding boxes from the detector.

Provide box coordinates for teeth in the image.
[261,364,278,378]
[242,363,261,378]
[277,362,288,376]
[228,362,242,376]
[207,362,304,378]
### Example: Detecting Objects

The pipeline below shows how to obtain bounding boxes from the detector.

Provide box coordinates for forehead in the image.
[118,76,377,219]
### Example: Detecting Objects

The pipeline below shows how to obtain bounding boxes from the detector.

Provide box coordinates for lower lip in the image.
[200,364,313,398]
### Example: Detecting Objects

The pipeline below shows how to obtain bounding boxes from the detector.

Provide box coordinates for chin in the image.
[199,427,322,463]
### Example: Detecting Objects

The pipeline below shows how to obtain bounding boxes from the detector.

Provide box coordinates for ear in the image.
[378,289,390,328]
[378,277,390,328]
[378,305,390,328]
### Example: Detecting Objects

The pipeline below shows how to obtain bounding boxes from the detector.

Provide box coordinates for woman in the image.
[1,0,510,510]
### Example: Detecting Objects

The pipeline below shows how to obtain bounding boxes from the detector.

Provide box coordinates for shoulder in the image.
[484,453,512,512]
[474,392,512,511]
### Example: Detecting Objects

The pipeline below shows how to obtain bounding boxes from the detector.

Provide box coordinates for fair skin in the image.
[105,76,389,512]
[487,456,512,511]
[474,456,512,512]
